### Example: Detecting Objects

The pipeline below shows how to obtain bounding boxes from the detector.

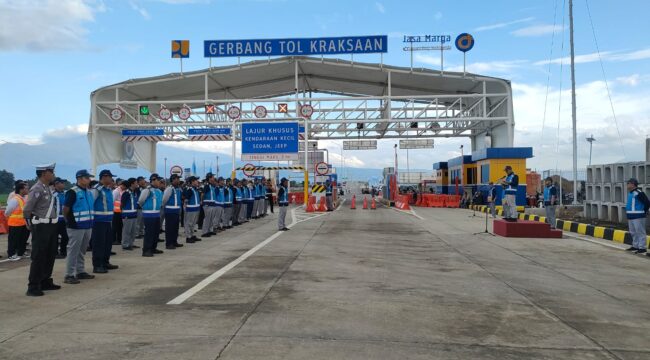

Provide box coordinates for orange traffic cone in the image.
[371,198,377,210]
[306,196,315,212]
[0,212,7,234]
[362,196,368,209]
[350,195,356,209]
[318,197,327,212]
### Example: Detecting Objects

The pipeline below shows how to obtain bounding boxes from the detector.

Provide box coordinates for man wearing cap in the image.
[22,163,61,296]
[500,166,519,222]
[135,176,146,238]
[543,177,558,229]
[53,178,69,259]
[201,173,217,238]
[90,170,118,273]
[625,178,650,255]
[62,170,96,284]
[163,174,184,250]
[183,176,201,243]
[277,178,290,231]
[139,174,164,257]
[120,178,139,251]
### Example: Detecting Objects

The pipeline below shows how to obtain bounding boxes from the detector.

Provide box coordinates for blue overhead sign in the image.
[241,122,299,161]
[204,35,387,58]
[188,128,231,136]
[121,129,164,136]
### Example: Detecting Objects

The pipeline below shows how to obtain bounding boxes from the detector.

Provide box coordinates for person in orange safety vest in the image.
[4,182,30,261]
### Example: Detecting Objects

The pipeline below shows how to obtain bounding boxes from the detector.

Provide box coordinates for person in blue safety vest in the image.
[53,177,68,259]
[277,177,290,231]
[221,178,233,229]
[325,179,334,211]
[120,178,139,251]
[624,178,650,255]
[162,174,184,250]
[543,177,558,229]
[251,178,260,219]
[232,179,242,226]
[135,176,146,238]
[62,169,96,285]
[90,169,118,274]
[183,176,201,244]
[256,178,266,218]
[200,173,217,238]
[499,166,519,222]
[214,177,226,231]
[138,174,164,257]
[487,182,496,218]
[244,179,254,221]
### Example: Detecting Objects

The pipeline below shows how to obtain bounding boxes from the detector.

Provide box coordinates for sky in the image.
[1,0,649,174]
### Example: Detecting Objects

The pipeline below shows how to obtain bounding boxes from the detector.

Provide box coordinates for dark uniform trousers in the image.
[91,222,112,267]
[165,213,180,247]
[112,212,123,245]
[28,223,58,291]
[57,221,68,255]
[143,217,160,253]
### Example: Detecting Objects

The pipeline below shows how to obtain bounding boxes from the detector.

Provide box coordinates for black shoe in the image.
[186,238,195,244]
[626,247,638,251]
[201,234,211,238]
[174,243,184,247]
[110,251,116,255]
[105,263,119,270]
[192,236,201,242]
[166,245,176,250]
[26,289,44,297]
[41,283,61,291]
[153,249,164,254]
[132,245,141,249]
[93,267,108,274]
[112,241,121,245]
[142,252,154,257]
[123,246,133,251]
[280,227,290,231]
[635,249,647,254]
[76,272,95,280]
[136,235,144,239]
[55,253,66,259]
[64,276,80,284]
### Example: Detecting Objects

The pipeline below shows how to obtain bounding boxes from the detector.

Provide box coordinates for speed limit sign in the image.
[315,161,328,175]
[300,104,314,118]
[254,105,267,118]
[178,106,192,120]
[158,107,172,121]
[242,163,256,177]
[110,108,124,122]
[227,106,241,119]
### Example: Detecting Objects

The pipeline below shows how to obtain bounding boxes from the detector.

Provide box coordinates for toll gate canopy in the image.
[89,56,514,172]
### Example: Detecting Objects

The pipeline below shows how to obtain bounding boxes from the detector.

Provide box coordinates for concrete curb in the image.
[470,205,650,246]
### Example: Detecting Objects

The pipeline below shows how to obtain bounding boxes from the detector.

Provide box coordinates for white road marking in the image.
[388,205,424,220]
[167,207,325,305]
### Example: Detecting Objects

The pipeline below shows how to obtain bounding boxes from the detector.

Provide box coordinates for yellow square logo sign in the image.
[171,40,190,58]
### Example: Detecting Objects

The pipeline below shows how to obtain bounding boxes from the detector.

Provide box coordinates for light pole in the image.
[586,134,596,166]
[164,157,167,176]
[216,156,219,177]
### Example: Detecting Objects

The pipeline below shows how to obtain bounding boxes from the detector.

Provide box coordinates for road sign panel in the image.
[227,106,241,119]
[159,107,172,121]
[178,106,192,120]
[241,122,299,161]
[278,103,288,113]
[315,161,329,175]
[171,40,190,58]
[122,129,164,136]
[110,108,124,122]
[254,105,267,118]
[300,104,314,118]
[455,33,475,52]
[242,163,256,177]
[205,104,216,114]
[170,165,183,177]
[399,139,435,149]
[343,140,377,150]
[188,128,231,136]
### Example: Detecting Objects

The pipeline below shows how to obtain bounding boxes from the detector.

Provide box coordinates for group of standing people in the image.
[4,163,292,297]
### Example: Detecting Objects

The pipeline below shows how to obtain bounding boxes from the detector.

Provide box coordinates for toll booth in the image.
[472,147,533,206]
[432,162,449,194]
[447,155,476,195]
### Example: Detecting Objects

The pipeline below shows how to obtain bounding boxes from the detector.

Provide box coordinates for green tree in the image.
[0,169,15,194]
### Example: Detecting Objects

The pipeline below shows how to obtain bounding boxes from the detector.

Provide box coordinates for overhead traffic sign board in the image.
[278,103,288,113]
[300,104,314,118]
[205,104,216,114]
[204,35,387,57]
[188,128,231,141]
[399,139,435,149]
[158,107,172,121]
[241,122,299,161]
[178,106,192,120]
[227,106,241,119]
[110,108,124,122]
[343,140,377,150]
[254,105,267,118]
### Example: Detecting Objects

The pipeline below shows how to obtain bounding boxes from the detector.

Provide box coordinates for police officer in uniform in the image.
[90,170,119,273]
[23,163,61,296]
[62,170,96,284]
[214,177,226,230]
[201,173,217,238]
[277,178,290,231]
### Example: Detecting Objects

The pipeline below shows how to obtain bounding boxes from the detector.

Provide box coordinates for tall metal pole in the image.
[216,155,219,177]
[164,157,167,177]
[406,148,410,183]
[569,0,578,205]
[586,135,596,166]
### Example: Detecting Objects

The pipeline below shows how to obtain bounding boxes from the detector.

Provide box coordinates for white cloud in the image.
[511,24,560,37]
[474,17,534,32]
[129,1,151,19]
[535,48,650,66]
[42,124,89,141]
[375,2,385,14]
[616,74,641,86]
[0,0,105,51]
[415,54,526,77]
